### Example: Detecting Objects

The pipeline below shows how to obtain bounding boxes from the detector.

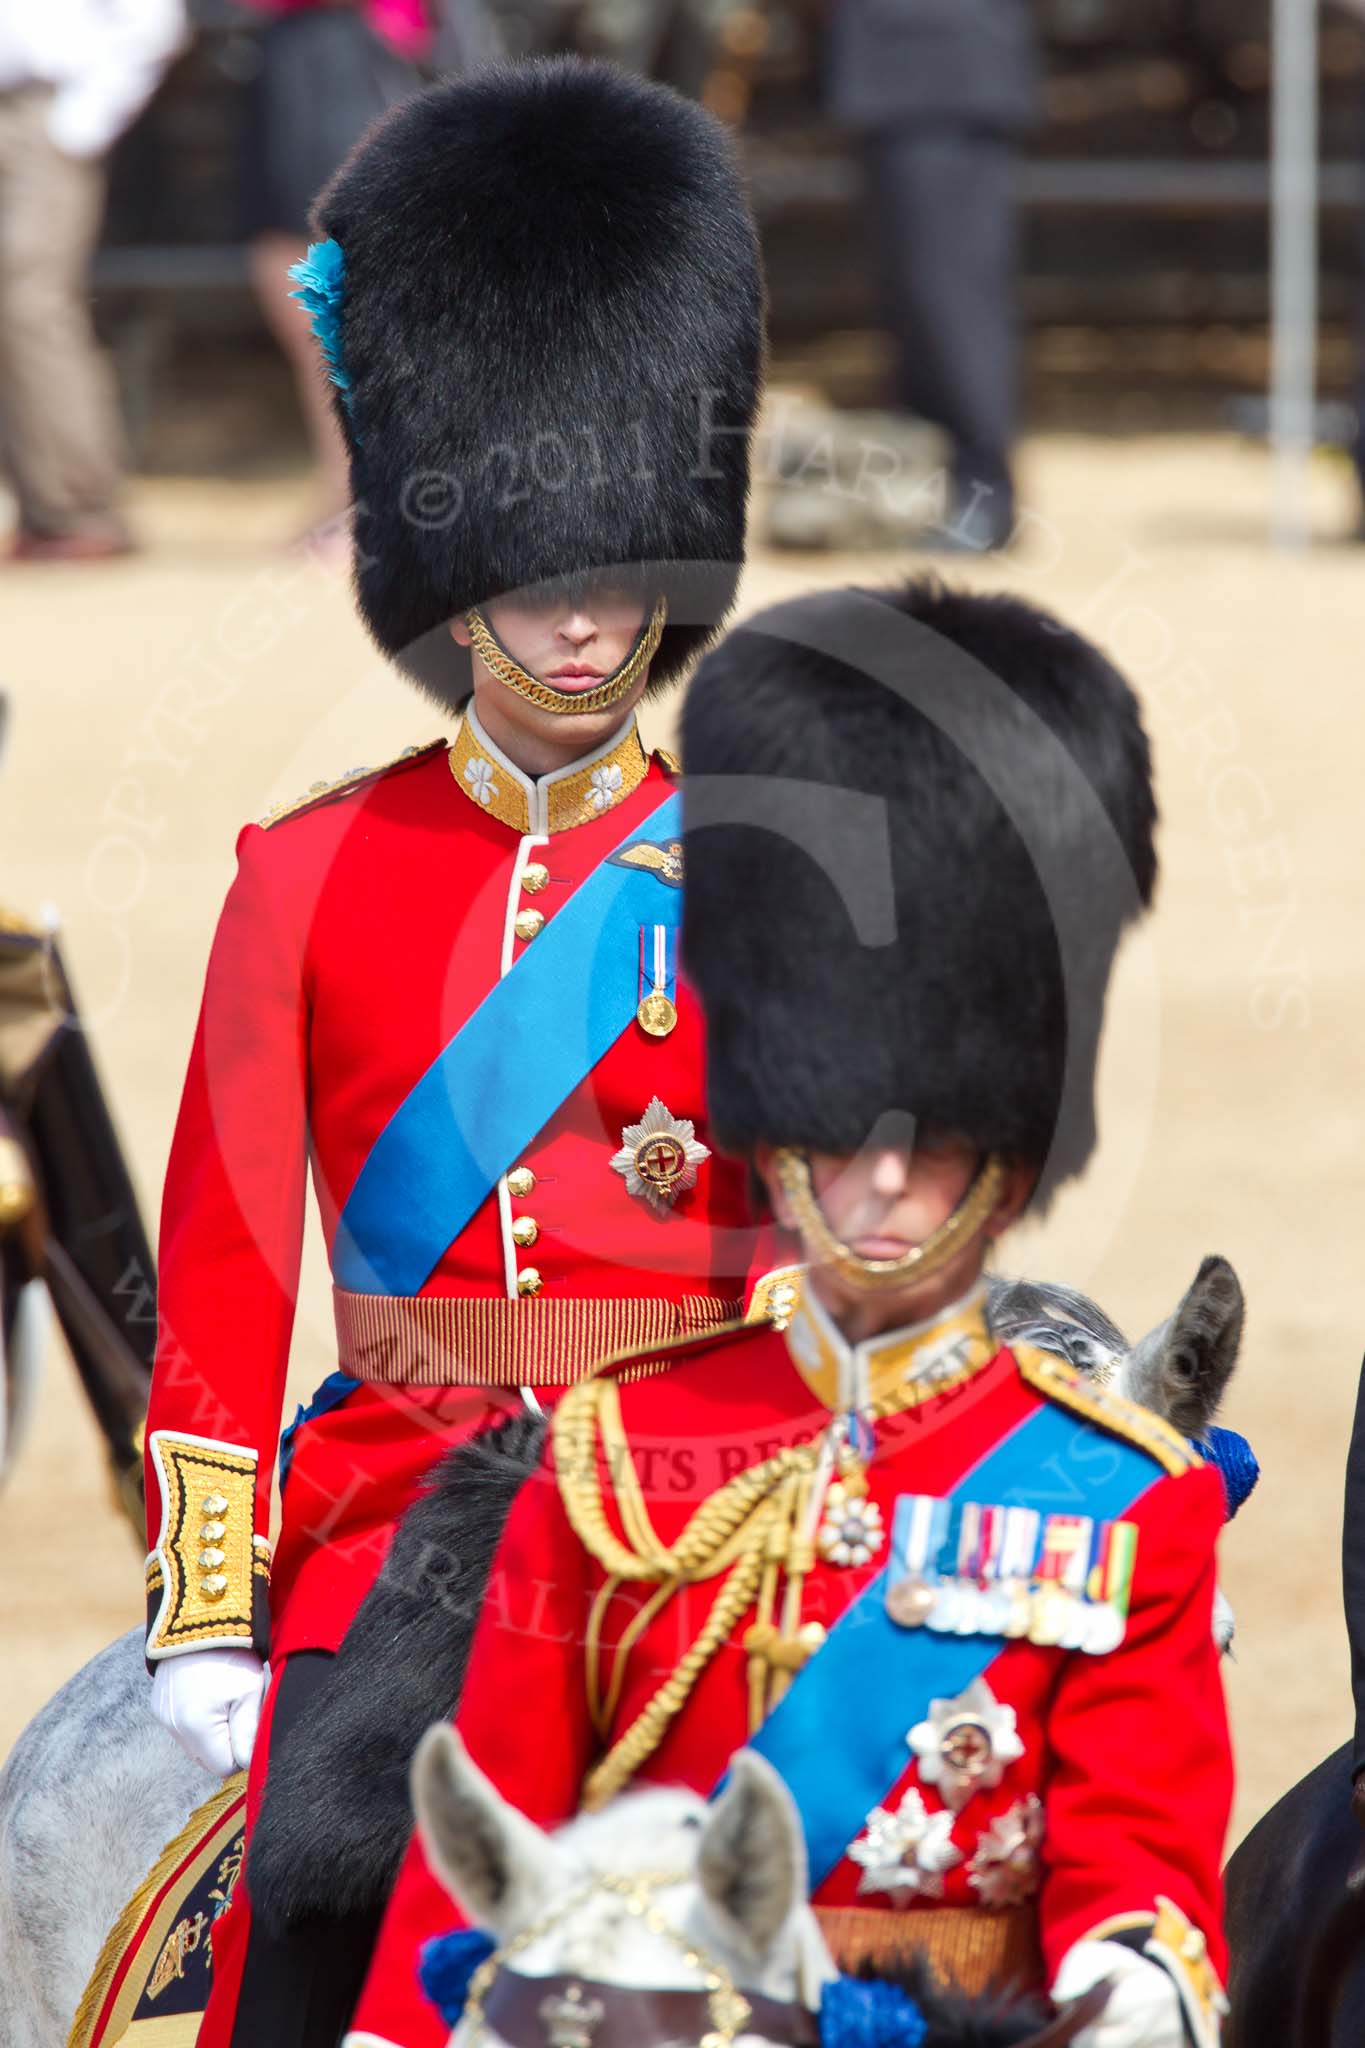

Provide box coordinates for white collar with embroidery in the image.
[784,1279,996,1415]
[447,705,650,837]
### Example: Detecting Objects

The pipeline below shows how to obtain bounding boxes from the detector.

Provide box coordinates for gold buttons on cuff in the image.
[200,1492,231,1600]
[511,1215,539,1248]
[521,862,549,895]
[506,1167,536,1198]
[516,1266,543,1297]
[514,909,545,943]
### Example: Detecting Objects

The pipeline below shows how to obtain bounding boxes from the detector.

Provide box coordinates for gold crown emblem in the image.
[539,1982,606,2048]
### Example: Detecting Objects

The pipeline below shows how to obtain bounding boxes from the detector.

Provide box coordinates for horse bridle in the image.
[456,1866,1112,2048]
[459,1869,761,2048]
[475,1967,1111,2048]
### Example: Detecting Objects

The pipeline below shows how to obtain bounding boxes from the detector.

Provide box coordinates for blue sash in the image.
[333,791,683,1295]
[746,1397,1163,1885]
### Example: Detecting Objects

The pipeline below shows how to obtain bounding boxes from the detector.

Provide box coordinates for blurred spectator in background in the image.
[826,0,1040,551]
[236,0,434,550]
[0,0,186,563]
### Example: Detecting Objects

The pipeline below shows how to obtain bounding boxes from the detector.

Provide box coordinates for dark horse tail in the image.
[1296,1858,1365,2047]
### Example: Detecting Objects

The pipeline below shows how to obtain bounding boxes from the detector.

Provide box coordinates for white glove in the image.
[150,1648,268,1778]
[1052,1939,1184,2048]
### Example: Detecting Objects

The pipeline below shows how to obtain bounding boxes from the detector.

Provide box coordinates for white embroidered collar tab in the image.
[448,705,648,835]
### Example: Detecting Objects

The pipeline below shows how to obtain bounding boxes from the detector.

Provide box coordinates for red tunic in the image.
[349,1313,1232,2048]
[144,715,755,1662]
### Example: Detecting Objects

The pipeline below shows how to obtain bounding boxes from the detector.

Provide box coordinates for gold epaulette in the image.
[257,739,445,830]
[653,746,682,778]
[1013,1345,1198,1479]
[745,1265,804,1325]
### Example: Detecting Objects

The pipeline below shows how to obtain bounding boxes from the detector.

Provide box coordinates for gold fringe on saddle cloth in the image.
[66,1774,247,2048]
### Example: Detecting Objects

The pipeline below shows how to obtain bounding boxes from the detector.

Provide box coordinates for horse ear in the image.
[412,1724,568,1938]
[698,1751,809,1962]
[1121,1255,1245,1435]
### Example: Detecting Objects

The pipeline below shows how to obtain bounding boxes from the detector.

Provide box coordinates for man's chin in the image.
[504,681,647,744]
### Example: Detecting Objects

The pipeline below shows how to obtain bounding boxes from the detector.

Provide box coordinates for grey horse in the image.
[0,1257,1246,2048]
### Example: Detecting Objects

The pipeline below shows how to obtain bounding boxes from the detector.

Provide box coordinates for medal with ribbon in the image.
[1084,1517,1139,1653]
[637,922,679,1038]
[885,1494,950,1627]
[1029,1514,1090,1647]
[883,1496,1138,1657]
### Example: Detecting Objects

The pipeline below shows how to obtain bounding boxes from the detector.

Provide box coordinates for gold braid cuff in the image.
[465,598,667,715]
[1085,1899,1227,2048]
[145,1433,269,1659]
[773,1149,1008,1294]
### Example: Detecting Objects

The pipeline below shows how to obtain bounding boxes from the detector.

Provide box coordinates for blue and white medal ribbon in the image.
[884,1494,949,1628]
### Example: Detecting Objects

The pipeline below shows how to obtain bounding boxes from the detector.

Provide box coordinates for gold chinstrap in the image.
[465,597,668,716]
[773,1149,1008,1294]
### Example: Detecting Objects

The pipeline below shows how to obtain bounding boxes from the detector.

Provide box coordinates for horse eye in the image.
[681,1814,702,1831]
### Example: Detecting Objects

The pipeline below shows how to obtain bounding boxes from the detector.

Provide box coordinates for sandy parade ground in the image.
[2,423,1364,1872]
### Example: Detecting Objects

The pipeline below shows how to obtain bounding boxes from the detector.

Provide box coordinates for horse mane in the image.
[986,1275,1128,1375]
[247,1411,548,1934]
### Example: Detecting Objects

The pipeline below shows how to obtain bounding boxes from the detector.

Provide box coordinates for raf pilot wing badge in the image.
[608,838,684,888]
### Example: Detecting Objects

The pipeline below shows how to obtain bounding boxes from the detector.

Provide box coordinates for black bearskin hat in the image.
[315,58,765,706]
[681,581,1158,1204]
